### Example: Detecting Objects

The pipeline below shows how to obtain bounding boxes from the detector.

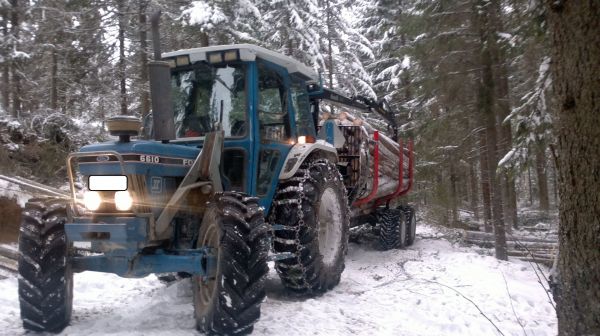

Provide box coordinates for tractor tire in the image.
[402,206,417,246]
[270,159,350,294]
[18,198,73,332]
[192,192,269,335]
[377,208,406,250]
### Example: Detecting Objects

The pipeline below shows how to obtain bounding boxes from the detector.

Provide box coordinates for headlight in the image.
[114,191,133,211]
[83,191,102,211]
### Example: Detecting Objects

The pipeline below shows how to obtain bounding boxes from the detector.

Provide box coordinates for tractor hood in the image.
[77,139,200,177]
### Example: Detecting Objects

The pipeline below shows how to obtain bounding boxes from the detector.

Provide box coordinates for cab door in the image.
[252,61,295,211]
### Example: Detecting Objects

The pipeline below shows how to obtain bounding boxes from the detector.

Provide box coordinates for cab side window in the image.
[291,77,315,137]
[257,63,290,142]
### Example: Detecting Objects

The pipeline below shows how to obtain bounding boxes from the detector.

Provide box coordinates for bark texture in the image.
[545,1,600,334]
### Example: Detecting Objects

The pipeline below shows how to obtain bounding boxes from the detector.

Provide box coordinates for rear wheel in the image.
[193,192,269,335]
[271,159,349,294]
[18,198,73,332]
[377,208,406,250]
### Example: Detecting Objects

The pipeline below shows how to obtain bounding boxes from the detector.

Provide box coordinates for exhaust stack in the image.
[149,10,175,142]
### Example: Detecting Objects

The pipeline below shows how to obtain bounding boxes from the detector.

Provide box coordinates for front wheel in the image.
[192,192,269,335]
[271,159,350,294]
[18,198,73,332]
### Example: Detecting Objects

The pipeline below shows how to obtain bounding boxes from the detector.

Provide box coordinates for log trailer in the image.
[15,13,414,335]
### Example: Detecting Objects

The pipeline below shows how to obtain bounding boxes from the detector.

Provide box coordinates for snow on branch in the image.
[181,1,227,29]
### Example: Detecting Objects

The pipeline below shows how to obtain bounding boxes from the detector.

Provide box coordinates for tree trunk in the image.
[117,0,127,115]
[535,142,550,211]
[1,62,8,113]
[50,50,58,110]
[325,0,334,88]
[199,32,209,47]
[527,165,533,206]
[9,0,20,118]
[489,0,518,230]
[484,104,508,261]
[546,2,600,334]
[469,160,480,222]
[138,1,150,118]
[508,177,518,228]
[473,0,507,261]
[1,8,9,113]
[449,158,458,226]
[550,149,559,206]
[478,130,492,232]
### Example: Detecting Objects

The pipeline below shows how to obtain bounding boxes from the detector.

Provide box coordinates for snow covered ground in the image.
[0,224,557,336]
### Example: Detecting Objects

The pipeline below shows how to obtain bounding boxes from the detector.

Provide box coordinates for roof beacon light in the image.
[106,115,141,142]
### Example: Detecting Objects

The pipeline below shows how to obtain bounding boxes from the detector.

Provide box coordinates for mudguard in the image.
[279,140,338,180]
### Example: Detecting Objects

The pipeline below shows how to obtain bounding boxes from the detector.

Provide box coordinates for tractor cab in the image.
[160,44,318,210]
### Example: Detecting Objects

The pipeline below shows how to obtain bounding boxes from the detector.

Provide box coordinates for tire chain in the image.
[269,159,348,293]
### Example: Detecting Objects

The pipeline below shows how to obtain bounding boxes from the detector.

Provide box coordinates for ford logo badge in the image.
[96,155,110,162]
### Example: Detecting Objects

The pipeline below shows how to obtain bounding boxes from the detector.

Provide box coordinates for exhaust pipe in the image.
[149,10,175,142]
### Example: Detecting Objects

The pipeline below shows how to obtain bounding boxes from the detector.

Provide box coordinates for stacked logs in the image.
[340,113,411,205]
[0,244,18,276]
[463,230,557,266]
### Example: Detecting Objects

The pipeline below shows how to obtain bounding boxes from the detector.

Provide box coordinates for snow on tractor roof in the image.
[163,44,318,81]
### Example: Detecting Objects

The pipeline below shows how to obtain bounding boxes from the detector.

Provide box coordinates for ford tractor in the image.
[16,12,414,335]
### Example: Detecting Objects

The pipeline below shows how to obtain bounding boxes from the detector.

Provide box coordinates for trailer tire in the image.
[18,198,73,332]
[193,192,269,335]
[377,208,406,250]
[271,159,349,294]
[402,206,417,246]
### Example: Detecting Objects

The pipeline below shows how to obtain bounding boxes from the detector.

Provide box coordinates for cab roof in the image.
[163,44,318,81]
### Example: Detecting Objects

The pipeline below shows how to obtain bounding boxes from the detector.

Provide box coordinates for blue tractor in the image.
[16,13,415,335]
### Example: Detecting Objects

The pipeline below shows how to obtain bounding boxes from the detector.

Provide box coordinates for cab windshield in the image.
[171,62,247,138]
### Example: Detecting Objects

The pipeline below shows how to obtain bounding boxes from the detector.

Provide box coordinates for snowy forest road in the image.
[0,225,557,336]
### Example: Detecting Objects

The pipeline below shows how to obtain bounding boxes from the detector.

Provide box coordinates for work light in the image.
[114,191,133,211]
[83,191,102,211]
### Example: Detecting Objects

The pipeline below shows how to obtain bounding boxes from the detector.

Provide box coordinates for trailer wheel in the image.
[377,208,406,250]
[402,206,417,246]
[271,159,349,294]
[193,192,269,335]
[18,198,73,332]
